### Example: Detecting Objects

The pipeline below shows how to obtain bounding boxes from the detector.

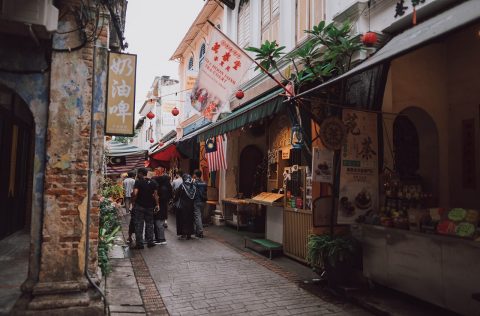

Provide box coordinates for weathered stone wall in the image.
[0,35,50,286]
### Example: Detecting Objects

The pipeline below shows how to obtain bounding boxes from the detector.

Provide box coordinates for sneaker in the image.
[147,243,156,248]
[155,239,167,245]
[196,233,204,239]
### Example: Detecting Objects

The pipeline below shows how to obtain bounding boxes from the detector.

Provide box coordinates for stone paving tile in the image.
[136,218,371,316]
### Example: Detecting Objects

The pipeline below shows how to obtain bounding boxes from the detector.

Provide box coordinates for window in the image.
[296,0,324,44]
[237,0,250,47]
[199,43,206,67]
[261,0,280,43]
[188,56,194,70]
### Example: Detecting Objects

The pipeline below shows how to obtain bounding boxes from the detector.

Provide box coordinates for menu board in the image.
[337,110,379,224]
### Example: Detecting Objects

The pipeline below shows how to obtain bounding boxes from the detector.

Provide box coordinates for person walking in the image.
[131,168,159,249]
[171,169,184,191]
[174,173,196,240]
[192,169,207,238]
[152,167,172,245]
[123,172,136,244]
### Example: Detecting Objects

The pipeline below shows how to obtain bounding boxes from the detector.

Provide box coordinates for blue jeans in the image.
[193,201,205,235]
[133,205,154,246]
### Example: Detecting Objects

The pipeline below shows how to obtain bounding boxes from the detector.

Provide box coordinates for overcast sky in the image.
[123,0,205,121]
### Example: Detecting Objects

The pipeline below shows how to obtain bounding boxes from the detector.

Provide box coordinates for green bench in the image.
[244,237,283,260]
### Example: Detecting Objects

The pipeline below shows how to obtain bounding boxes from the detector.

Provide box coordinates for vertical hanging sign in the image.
[337,110,379,225]
[105,52,137,136]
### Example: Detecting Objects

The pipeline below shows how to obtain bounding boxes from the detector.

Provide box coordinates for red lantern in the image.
[235,89,244,99]
[146,111,155,120]
[171,106,179,116]
[158,141,164,147]
[149,138,154,143]
[361,32,378,47]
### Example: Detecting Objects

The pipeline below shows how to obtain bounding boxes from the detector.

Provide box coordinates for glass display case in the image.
[283,166,308,211]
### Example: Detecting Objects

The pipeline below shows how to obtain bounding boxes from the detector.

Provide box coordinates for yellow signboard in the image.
[105,52,137,136]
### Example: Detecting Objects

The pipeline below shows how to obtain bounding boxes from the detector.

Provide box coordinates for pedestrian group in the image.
[123,167,208,249]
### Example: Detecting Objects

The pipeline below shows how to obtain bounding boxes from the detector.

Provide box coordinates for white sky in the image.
[123,0,205,122]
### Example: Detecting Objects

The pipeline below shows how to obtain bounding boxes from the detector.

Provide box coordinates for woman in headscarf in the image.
[174,174,196,239]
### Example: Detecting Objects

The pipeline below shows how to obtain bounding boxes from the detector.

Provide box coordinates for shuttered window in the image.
[238,0,250,48]
[261,0,280,43]
[296,0,324,44]
[199,43,206,67]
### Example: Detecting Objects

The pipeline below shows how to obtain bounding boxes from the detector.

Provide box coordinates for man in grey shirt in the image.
[123,172,135,212]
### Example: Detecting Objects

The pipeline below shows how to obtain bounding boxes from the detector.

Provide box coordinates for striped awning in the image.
[106,141,147,174]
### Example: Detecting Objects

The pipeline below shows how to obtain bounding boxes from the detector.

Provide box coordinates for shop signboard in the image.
[190,27,252,122]
[312,147,334,184]
[105,52,137,136]
[337,110,379,224]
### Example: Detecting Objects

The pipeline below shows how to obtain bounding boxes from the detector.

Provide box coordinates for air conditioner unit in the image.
[0,0,59,32]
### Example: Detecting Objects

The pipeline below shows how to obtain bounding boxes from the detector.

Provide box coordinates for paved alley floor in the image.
[137,218,371,316]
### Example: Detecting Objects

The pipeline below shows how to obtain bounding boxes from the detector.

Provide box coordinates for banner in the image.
[106,52,136,136]
[337,110,379,224]
[312,147,334,183]
[190,27,253,122]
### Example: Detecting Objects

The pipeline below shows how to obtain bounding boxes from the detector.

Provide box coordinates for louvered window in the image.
[199,43,206,67]
[296,0,324,44]
[188,56,194,70]
[237,0,250,48]
[261,0,280,43]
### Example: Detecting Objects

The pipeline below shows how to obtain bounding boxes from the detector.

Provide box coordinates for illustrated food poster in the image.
[337,109,379,224]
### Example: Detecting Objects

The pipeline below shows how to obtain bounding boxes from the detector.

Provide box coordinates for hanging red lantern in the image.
[361,32,378,47]
[171,106,179,116]
[235,89,244,100]
[146,111,155,120]
[158,141,164,147]
[149,138,154,143]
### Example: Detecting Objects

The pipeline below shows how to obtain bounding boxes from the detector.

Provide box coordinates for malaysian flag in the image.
[205,134,227,171]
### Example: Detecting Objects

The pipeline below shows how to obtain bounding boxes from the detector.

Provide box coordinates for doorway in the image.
[0,85,35,240]
[239,145,264,198]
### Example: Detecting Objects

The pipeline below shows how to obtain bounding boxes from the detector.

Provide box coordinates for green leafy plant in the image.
[97,180,122,275]
[306,234,359,270]
[101,178,124,201]
[246,21,364,91]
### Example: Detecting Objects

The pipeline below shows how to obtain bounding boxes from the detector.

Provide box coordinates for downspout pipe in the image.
[85,34,110,315]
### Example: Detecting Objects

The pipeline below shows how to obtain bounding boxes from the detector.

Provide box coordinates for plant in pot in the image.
[306,234,360,287]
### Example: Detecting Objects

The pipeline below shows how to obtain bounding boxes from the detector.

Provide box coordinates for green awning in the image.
[198,88,285,141]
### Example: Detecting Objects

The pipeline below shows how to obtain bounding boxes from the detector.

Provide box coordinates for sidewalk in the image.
[105,210,168,315]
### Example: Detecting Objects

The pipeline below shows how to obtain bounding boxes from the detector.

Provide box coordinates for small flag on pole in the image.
[205,134,228,171]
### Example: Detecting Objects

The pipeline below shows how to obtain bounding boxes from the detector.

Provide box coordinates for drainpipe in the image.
[85,33,109,315]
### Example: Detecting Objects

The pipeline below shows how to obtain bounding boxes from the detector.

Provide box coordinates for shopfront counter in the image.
[354,224,480,316]
[222,198,258,231]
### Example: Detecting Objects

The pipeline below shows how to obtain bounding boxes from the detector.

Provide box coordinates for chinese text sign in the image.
[106,52,136,136]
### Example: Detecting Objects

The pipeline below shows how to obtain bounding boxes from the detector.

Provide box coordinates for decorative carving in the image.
[319,117,347,150]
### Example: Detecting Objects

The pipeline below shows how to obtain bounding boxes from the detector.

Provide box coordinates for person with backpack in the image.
[152,167,172,245]
[193,169,207,238]
[131,168,159,249]
[174,173,196,240]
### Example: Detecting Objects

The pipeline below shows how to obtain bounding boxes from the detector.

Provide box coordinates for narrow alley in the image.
[117,214,371,316]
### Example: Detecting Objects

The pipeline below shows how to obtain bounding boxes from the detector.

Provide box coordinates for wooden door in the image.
[239,145,263,198]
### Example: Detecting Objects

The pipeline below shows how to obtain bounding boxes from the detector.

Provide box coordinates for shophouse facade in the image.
[0,0,127,314]
[172,0,480,314]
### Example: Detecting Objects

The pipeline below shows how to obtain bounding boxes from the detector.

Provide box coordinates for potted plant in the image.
[306,234,360,287]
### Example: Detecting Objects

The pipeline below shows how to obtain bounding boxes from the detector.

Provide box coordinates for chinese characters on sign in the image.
[190,27,253,122]
[106,52,137,136]
[337,110,379,224]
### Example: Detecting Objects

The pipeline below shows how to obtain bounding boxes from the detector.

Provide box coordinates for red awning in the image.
[149,143,179,168]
